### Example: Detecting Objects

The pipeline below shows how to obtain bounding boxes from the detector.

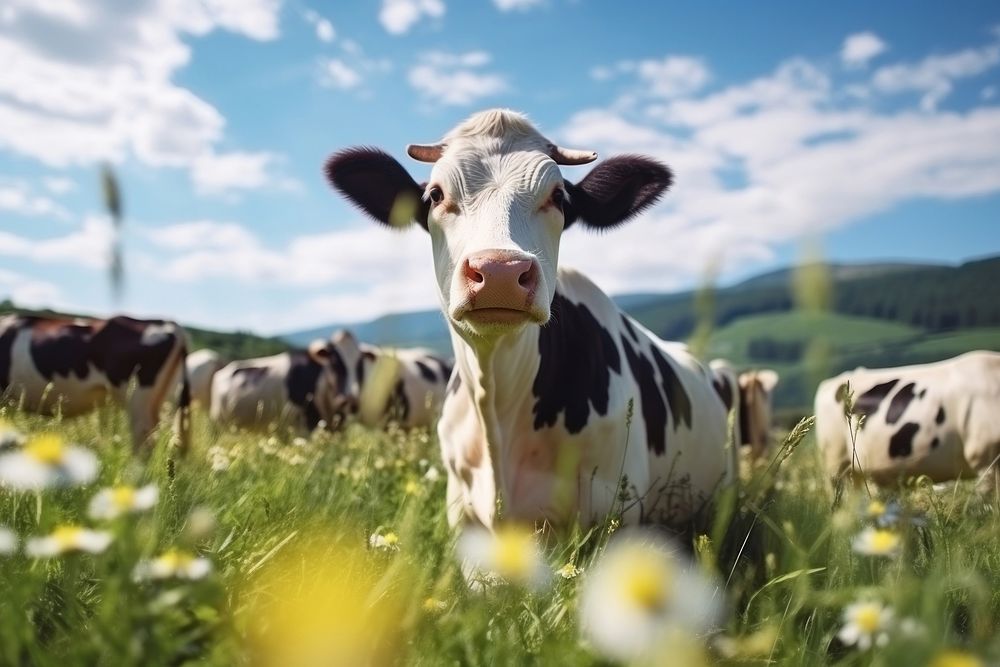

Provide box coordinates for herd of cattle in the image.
[2,109,998,533]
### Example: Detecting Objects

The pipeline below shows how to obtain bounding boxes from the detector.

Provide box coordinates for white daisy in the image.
[457,524,548,589]
[135,548,212,581]
[0,526,17,555]
[25,525,112,557]
[88,484,158,520]
[0,434,98,490]
[423,465,442,483]
[369,532,400,552]
[852,527,902,557]
[837,600,893,651]
[579,532,721,663]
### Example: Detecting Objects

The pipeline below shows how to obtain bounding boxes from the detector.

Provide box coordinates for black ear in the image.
[324,147,429,230]
[563,155,673,230]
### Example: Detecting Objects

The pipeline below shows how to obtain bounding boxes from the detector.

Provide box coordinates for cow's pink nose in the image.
[463,250,539,309]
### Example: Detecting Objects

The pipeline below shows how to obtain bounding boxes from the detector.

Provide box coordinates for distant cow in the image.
[815,351,1000,490]
[709,361,779,459]
[209,336,352,432]
[325,108,735,530]
[306,330,452,430]
[185,349,226,408]
[0,313,191,453]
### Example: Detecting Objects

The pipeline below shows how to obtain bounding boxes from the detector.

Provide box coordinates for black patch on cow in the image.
[885,382,916,424]
[930,437,940,449]
[738,388,752,448]
[889,422,920,458]
[326,346,348,394]
[389,379,410,423]
[30,320,91,381]
[285,351,323,430]
[854,379,900,423]
[0,317,22,390]
[649,345,692,430]
[356,349,377,388]
[427,355,453,383]
[935,406,946,424]
[621,314,639,343]
[415,360,437,382]
[533,293,621,434]
[563,156,673,231]
[620,335,668,455]
[712,376,733,412]
[918,388,927,399]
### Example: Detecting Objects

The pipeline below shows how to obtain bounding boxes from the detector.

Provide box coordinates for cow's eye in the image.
[550,188,565,210]
[428,186,444,204]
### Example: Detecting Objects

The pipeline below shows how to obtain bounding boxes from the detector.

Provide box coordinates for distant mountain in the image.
[282,257,1000,353]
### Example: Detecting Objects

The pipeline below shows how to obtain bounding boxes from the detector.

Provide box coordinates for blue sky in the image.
[1,0,999,334]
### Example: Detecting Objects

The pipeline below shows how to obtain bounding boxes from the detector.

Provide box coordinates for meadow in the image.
[0,401,997,666]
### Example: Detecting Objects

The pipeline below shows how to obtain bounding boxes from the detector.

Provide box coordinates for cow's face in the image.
[308,329,363,422]
[325,109,672,342]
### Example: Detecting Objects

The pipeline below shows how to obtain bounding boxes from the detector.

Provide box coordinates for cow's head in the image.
[325,109,672,343]
[307,328,363,423]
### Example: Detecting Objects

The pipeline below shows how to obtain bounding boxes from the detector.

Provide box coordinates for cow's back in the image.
[816,351,1000,483]
[210,353,297,428]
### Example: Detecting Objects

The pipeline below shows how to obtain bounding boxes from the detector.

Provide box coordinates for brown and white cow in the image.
[0,313,191,453]
[325,109,735,531]
[709,361,779,460]
[815,351,1000,490]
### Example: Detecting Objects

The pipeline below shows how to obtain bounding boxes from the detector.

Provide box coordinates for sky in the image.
[1,0,999,335]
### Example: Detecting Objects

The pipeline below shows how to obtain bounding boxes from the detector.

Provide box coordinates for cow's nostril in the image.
[518,271,531,286]
[464,259,485,284]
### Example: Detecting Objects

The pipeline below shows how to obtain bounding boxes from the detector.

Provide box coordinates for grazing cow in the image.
[0,313,191,453]
[325,109,735,530]
[815,351,1000,490]
[209,336,353,433]
[300,329,452,430]
[738,369,779,459]
[185,349,226,408]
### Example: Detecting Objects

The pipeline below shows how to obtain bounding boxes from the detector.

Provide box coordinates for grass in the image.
[0,405,998,666]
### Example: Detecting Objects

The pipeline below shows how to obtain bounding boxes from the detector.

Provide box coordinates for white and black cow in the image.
[209,335,353,433]
[185,348,226,408]
[815,351,1000,490]
[325,109,735,530]
[0,313,191,453]
[303,329,451,429]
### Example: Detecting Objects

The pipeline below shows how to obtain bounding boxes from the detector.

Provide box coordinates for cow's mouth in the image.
[464,307,532,325]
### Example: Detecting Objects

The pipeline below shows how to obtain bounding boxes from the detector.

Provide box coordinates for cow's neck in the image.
[449,322,541,511]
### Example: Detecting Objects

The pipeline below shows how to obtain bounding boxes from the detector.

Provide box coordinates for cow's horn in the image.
[406,143,445,163]
[548,143,598,165]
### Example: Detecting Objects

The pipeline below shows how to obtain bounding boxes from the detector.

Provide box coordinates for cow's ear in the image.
[308,340,331,364]
[563,155,672,230]
[325,147,430,230]
[757,369,779,392]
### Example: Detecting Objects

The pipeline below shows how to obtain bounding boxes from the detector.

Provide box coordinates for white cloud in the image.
[0,269,62,308]
[189,151,292,195]
[42,176,75,195]
[408,51,508,106]
[0,215,114,269]
[637,56,711,98]
[0,0,287,194]
[302,9,335,42]
[554,39,1000,294]
[321,59,363,90]
[841,32,888,68]
[379,0,445,35]
[0,178,71,220]
[871,41,1000,110]
[493,0,545,11]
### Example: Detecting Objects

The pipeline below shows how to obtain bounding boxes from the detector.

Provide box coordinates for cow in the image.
[0,313,191,454]
[290,329,451,430]
[208,335,353,433]
[325,109,735,532]
[738,369,779,459]
[185,348,226,408]
[814,351,1000,491]
[709,361,779,460]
